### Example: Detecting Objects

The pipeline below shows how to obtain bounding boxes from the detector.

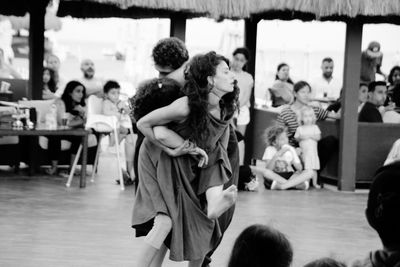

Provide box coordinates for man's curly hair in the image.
[129,78,183,122]
[152,37,189,70]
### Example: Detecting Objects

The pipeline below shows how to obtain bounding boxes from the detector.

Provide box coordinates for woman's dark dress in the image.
[131,114,233,261]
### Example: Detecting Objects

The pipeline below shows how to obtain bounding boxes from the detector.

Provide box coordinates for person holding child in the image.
[102,80,136,185]
[131,52,239,267]
[295,107,321,188]
[276,80,339,188]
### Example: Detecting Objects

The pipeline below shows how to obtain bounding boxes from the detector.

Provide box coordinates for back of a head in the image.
[152,37,189,70]
[130,77,183,121]
[366,161,400,248]
[304,257,347,267]
[227,224,293,267]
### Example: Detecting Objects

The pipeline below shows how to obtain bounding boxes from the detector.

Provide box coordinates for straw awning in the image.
[0,0,31,17]
[57,0,400,23]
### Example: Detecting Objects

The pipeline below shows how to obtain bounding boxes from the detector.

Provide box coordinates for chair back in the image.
[18,99,54,123]
[86,95,117,133]
[87,95,103,115]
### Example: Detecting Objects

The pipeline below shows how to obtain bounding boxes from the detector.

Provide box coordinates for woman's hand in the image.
[74,105,86,116]
[164,140,209,167]
[188,146,209,168]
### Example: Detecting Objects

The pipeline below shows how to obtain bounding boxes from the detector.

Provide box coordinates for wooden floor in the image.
[0,152,381,267]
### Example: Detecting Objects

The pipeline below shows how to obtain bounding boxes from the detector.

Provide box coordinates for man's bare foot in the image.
[207,185,237,219]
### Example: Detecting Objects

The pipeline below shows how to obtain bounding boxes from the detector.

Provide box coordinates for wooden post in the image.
[29,0,47,100]
[170,14,186,42]
[338,20,363,191]
[243,17,259,164]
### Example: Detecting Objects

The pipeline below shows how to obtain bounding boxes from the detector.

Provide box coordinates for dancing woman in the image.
[132,51,239,266]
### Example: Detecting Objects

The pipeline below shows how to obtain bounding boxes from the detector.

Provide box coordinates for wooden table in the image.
[0,125,90,188]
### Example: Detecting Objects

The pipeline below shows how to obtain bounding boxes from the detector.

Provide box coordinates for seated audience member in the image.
[275,63,294,84]
[250,125,313,190]
[46,81,87,176]
[352,162,400,267]
[388,66,400,91]
[0,47,22,79]
[79,59,104,97]
[45,54,66,97]
[227,224,293,267]
[102,80,136,185]
[269,80,294,107]
[386,66,400,107]
[42,67,57,100]
[327,83,368,113]
[311,57,342,100]
[358,81,387,123]
[304,258,347,267]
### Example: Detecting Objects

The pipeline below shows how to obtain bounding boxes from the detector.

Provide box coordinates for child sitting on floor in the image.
[250,125,314,190]
[294,107,321,188]
[102,80,136,185]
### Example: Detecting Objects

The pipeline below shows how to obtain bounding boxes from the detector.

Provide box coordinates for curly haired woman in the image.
[131,51,239,267]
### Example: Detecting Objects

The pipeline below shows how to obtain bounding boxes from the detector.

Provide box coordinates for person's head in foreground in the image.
[366,162,400,251]
[228,224,293,267]
[152,37,189,77]
[304,257,347,267]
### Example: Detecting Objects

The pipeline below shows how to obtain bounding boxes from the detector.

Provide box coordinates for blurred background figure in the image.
[79,59,103,97]
[361,41,386,83]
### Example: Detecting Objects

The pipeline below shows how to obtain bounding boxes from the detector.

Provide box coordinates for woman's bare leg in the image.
[124,133,136,179]
[149,244,168,267]
[206,185,237,219]
[137,214,172,267]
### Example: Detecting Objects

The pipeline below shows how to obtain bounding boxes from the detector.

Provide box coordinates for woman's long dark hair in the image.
[182,51,239,144]
[61,81,86,115]
[43,67,57,93]
[388,65,400,86]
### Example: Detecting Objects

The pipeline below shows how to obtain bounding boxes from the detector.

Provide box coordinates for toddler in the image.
[102,80,136,184]
[250,125,313,190]
[294,107,321,188]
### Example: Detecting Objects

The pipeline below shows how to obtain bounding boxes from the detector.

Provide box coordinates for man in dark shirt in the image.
[358,81,387,122]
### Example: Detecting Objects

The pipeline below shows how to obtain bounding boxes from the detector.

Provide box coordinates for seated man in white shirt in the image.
[79,59,104,97]
[311,57,342,100]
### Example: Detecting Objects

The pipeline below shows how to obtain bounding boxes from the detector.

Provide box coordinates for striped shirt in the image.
[277,105,329,146]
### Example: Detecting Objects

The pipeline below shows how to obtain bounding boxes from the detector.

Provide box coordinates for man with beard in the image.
[311,57,342,100]
[79,59,104,97]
